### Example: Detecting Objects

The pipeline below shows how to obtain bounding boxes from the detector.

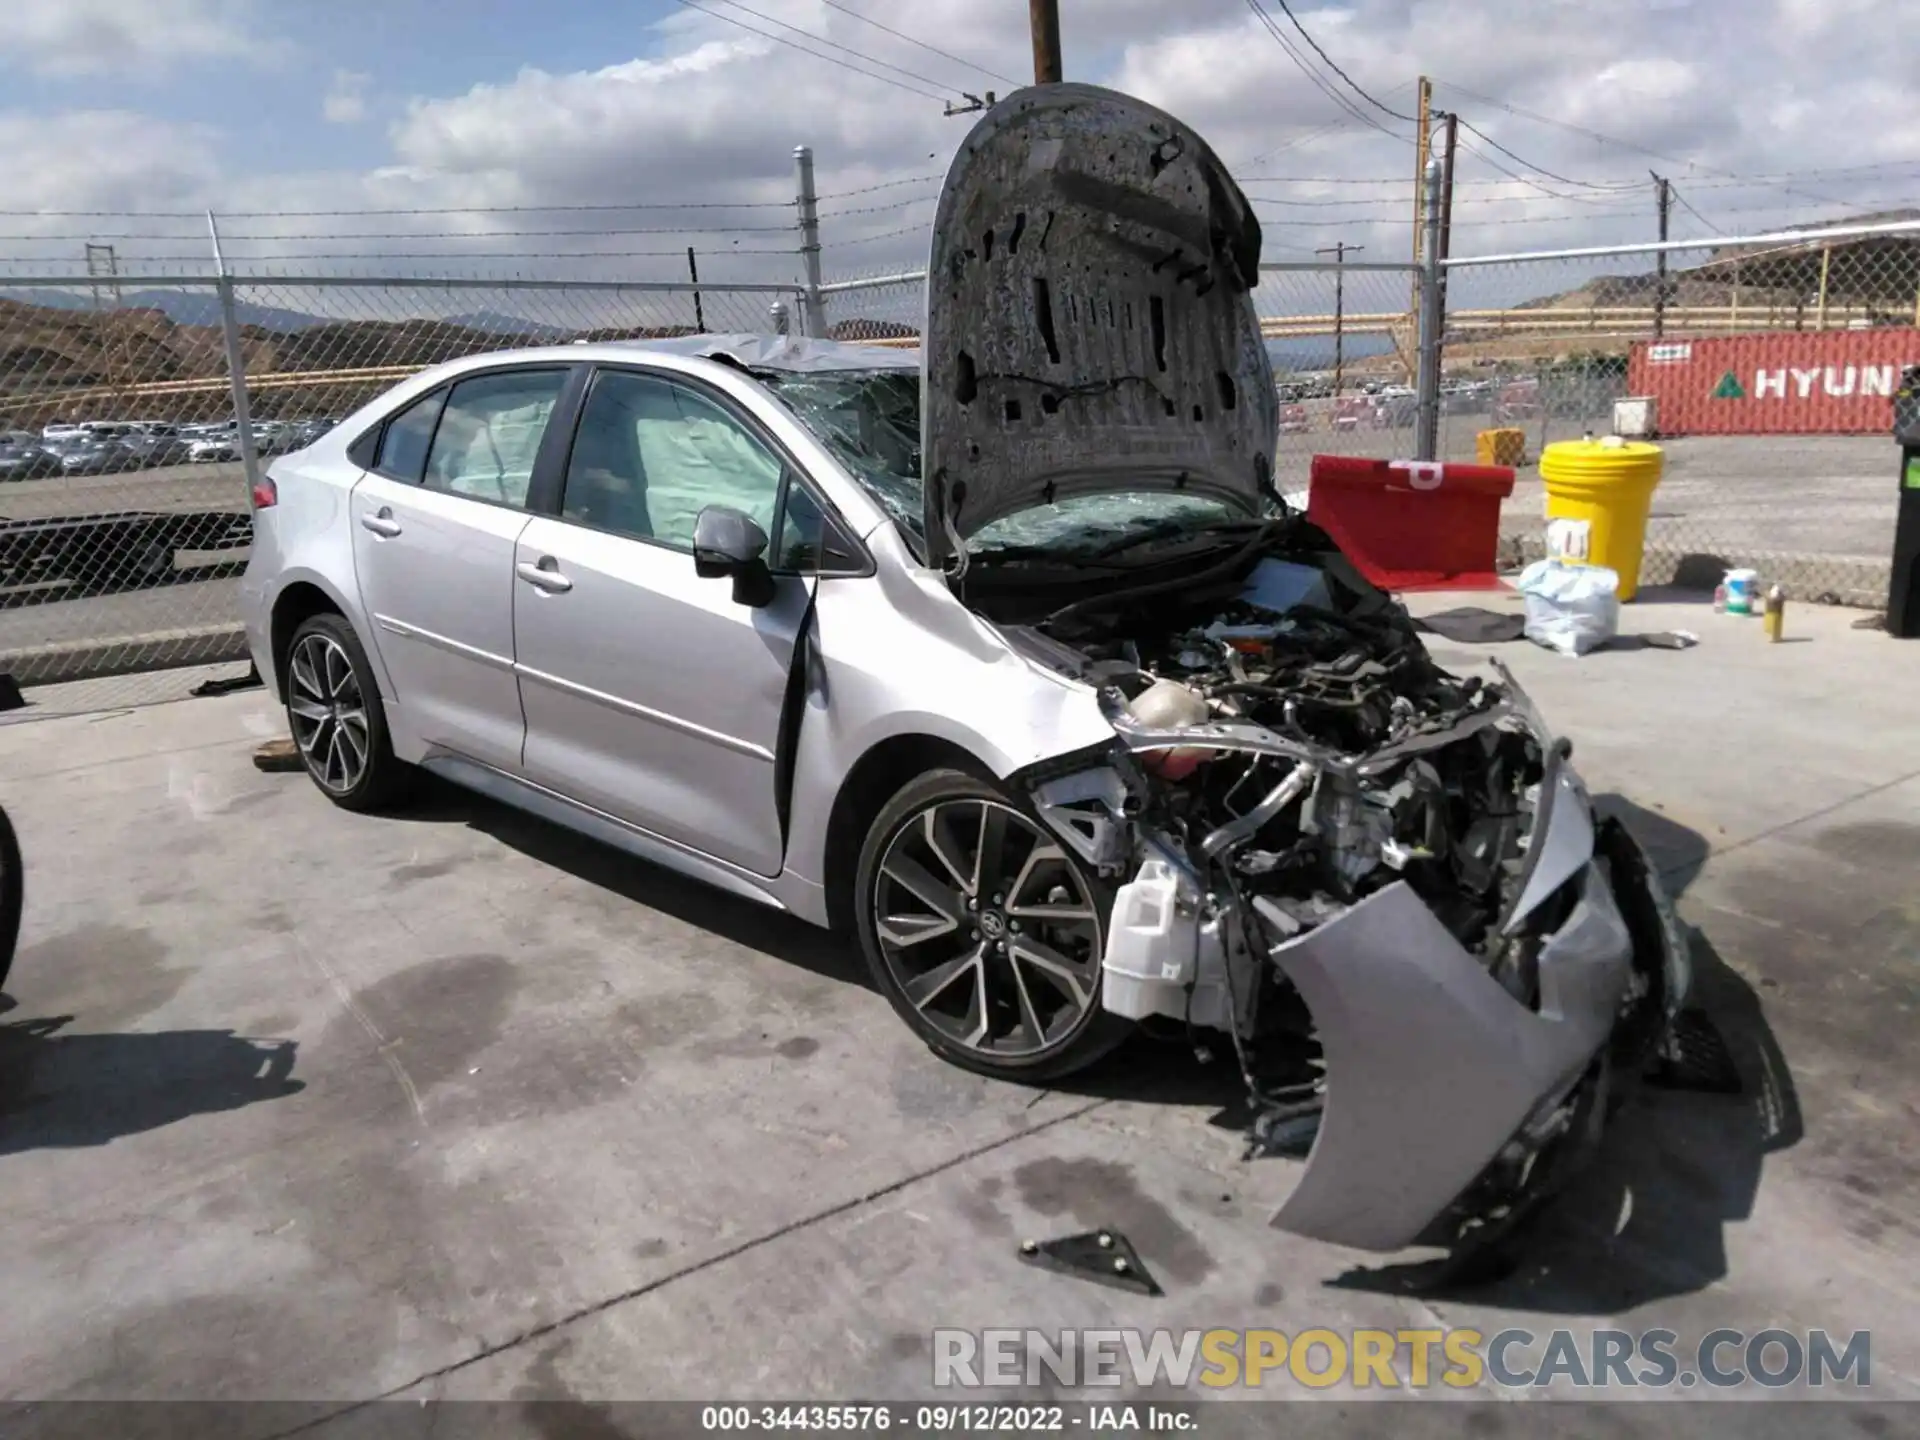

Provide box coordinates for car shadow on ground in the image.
[379,774,1800,1314]
[0,1010,304,1157]
[393,775,870,993]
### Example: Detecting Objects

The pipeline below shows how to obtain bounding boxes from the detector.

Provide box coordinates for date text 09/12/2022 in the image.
[699,1404,1193,1432]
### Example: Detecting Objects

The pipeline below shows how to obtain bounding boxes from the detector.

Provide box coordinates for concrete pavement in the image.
[0,594,1915,1426]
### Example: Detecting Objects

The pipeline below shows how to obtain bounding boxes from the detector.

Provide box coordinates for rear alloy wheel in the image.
[284,612,411,812]
[855,769,1129,1081]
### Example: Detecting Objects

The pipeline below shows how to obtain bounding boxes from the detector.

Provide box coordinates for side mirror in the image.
[692,504,776,607]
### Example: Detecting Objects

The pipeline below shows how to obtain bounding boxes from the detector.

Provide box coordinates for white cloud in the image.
[324,70,372,126]
[0,0,276,78]
[3,0,1920,301]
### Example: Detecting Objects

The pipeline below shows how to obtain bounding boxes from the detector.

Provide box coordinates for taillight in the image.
[251,476,278,509]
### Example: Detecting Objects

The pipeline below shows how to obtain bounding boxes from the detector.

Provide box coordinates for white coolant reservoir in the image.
[1102,862,1238,1030]
[1102,861,1191,1021]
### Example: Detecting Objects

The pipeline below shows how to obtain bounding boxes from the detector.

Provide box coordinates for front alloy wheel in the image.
[857,770,1128,1080]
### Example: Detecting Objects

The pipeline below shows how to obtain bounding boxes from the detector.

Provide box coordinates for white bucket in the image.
[1725,568,1760,615]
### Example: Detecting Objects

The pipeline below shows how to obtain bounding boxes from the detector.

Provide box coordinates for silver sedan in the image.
[238,85,1687,1259]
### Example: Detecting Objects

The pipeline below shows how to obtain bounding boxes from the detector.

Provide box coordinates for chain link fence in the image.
[4,208,1911,712]
[1438,222,1918,607]
[0,272,800,707]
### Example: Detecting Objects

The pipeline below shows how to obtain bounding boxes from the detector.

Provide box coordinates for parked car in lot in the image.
[42,433,141,475]
[1332,394,1382,430]
[1,505,252,590]
[0,433,65,481]
[1277,402,1309,435]
[1490,377,1544,427]
[186,432,242,463]
[240,84,1688,1259]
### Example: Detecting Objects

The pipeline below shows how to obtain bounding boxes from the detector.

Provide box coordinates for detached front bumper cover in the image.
[1258,790,1689,1254]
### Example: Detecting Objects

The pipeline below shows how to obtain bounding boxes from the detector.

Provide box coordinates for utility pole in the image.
[1316,242,1362,397]
[1436,111,1459,316]
[1030,0,1062,84]
[1408,76,1433,362]
[1652,172,1672,339]
[1415,155,1445,461]
[687,246,705,333]
[794,145,827,338]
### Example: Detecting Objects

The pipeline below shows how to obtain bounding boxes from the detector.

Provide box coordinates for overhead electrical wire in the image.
[1242,0,1406,142]
[812,0,1018,88]
[1670,187,1725,236]
[1454,118,1637,193]
[1268,0,1419,123]
[1435,79,1850,211]
[669,0,953,102]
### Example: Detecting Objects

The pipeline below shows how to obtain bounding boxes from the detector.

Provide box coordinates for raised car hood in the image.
[921,84,1277,567]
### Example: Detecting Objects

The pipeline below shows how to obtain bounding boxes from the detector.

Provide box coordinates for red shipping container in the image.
[1628,328,1920,436]
[1307,455,1516,592]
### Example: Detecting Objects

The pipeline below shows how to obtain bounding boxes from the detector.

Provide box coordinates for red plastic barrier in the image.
[1306,455,1516,592]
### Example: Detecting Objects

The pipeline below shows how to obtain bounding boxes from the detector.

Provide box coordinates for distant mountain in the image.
[444,310,573,338]
[0,287,328,332]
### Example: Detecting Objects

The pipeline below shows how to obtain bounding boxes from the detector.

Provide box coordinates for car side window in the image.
[421,368,568,508]
[560,369,787,552]
[374,388,445,483]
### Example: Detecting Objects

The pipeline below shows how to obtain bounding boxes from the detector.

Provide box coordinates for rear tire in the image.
[284,612,412,813]
[854,767,1130,1082]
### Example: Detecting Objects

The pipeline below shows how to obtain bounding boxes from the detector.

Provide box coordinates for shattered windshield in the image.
[757,366,1250,557]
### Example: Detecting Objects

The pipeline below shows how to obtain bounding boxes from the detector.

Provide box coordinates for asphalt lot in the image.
[1,596,1916,1424]
[0,459,248,523]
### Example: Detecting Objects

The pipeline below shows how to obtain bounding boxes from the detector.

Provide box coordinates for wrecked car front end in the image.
[914,83,1690,1255]
[1003,569,1691,1253]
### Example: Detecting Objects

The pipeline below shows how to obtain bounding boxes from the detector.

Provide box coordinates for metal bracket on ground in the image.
[1017,1229,1163,1297]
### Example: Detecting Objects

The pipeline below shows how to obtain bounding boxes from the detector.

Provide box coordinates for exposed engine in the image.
[993,542,1550,997]
[1092,596,1544,961]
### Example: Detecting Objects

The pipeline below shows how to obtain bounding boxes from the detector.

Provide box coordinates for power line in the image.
[815,193,941,220]
[0,200,794,219]
[670,0,953,102]
[1242,1,1405,141]
[702,0,964,94]
[1435,79,1851,212]
[1233,81,1421,169]
[1268,0,1419,124]
[8,224,800,241]
[1455,119,1636,193]
[1669,186,1724,236]
[814,173,943,201]
[812,0,1019,87]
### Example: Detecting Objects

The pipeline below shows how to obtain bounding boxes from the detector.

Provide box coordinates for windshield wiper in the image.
[1078,515,1260,560]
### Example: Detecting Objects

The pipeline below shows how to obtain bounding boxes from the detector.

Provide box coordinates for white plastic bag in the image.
[1518,558,1620,657]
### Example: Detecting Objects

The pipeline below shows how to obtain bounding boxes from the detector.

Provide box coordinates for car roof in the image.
[396,332,921,382]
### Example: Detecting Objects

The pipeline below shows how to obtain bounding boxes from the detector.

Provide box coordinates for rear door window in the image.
[422,369,569,509]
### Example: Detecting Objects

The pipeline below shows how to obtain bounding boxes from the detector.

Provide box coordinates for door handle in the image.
[360,508,402,538]
[516,558,573,593]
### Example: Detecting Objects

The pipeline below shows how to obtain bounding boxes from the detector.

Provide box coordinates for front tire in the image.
[284,612,412,813]
[854,768,1129,1082]
[0,802,21,992]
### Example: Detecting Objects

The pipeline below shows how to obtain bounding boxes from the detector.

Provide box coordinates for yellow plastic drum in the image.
[1538,438,1664,601]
